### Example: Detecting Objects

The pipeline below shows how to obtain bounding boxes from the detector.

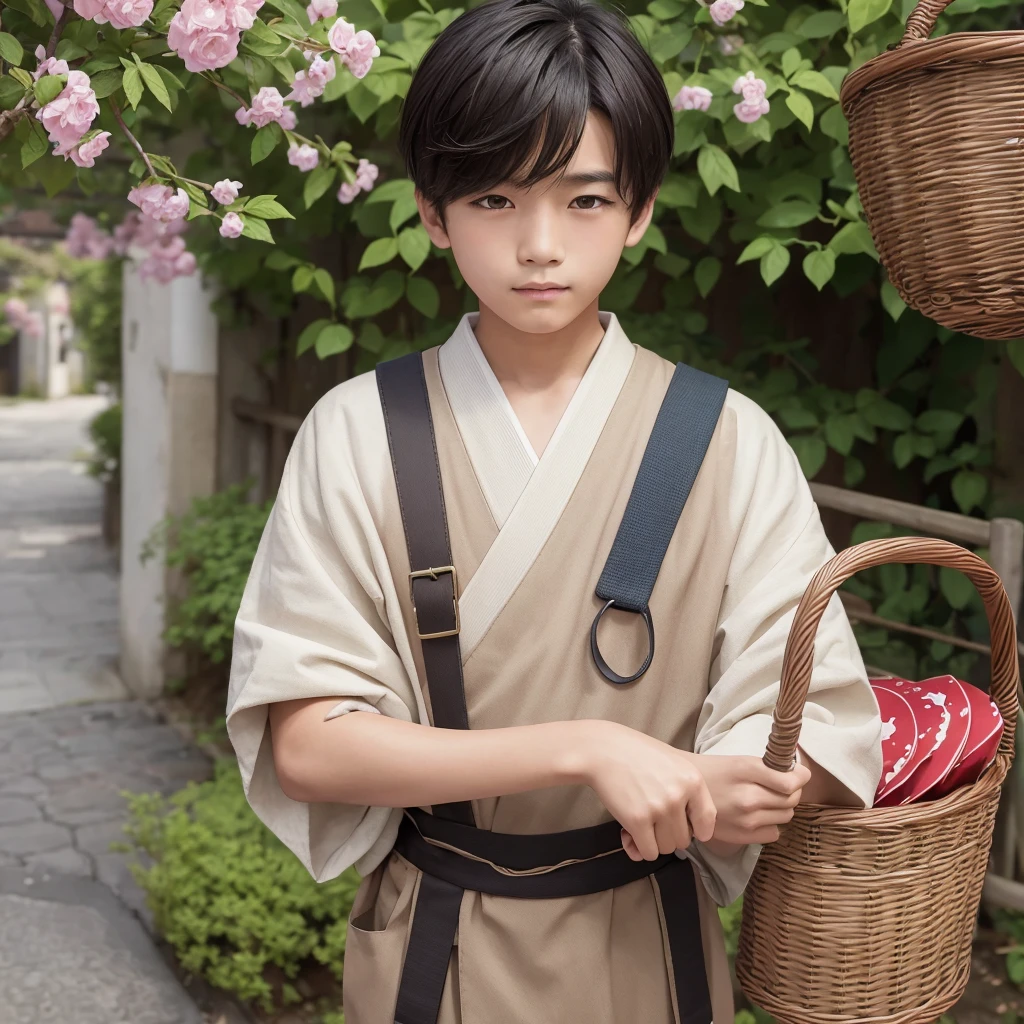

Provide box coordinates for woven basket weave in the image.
[736,537,1020,1024]
[840,1,1024,340]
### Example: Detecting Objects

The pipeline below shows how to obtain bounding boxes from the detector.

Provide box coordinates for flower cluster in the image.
[35,70,110,167]
[327,17,380,79]
[128,183,191,222]
[288,144,319,172]
[64,213,197,284]
[709,0,743,26]
[733,70,769,124]
[73,0,153,29]
[285,55,337,107]
[65,212,115,260]
[32,44,68,82]
[337,158,379,204]
[671,85,713,113]
[167,0,265,73]
[2,298,43,340]
[236,86,296,130]
[306,0,336,21]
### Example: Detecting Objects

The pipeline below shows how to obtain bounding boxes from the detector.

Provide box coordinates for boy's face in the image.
[415,110,656,335]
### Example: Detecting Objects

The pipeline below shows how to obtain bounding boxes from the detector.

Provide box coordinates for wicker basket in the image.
[736,537,1020,1024]
[840,1,1024,341]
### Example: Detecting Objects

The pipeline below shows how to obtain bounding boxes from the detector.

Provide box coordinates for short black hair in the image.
[398,0,674,227]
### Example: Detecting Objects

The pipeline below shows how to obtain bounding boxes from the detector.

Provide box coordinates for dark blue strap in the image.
[591,362,728,684]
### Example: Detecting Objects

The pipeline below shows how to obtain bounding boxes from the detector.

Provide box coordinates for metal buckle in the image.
[409,565,460,639]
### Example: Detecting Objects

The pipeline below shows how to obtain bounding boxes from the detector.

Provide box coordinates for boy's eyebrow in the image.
[557,170,616,187]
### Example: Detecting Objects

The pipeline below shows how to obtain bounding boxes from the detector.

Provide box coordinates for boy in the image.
[226,0,883,1022]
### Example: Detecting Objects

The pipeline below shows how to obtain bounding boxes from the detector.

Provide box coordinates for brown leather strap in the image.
[376,352,474,826]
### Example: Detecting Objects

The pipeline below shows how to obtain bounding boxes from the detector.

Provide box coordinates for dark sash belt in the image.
[391,810,713,1024]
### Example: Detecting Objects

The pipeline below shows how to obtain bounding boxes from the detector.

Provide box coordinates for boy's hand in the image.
[577,721,718,862]
[692,753,810,846]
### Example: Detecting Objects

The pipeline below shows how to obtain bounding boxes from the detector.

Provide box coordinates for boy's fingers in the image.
[755,762,810,794]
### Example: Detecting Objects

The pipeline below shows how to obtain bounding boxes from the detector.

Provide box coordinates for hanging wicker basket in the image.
[840,1,1024,340]
[736,537,1020,1024]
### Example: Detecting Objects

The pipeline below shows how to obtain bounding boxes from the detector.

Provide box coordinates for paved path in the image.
[0,396,209,1023]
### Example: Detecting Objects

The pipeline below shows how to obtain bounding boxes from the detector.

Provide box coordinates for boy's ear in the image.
[415,189,452,250]
[623,192,657,249]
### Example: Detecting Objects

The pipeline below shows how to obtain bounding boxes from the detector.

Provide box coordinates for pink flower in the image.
[138,235,197,283]
[167,1,242,73]
[671,85,713,112]
[103,0,154,28]
[3,298,29,323]
[709,0,743,26]
[128,183,190,222]
[354,158,378,191]
[73,0,109,19]
[64,213,114,260]
[220,212,244,238]
[328,18,380,77]
[278,106,297,130]
[212,178,243,204]
[36,70,99,151]
[734,98,769,123]
[32,45,70,82]
[249,86,285,128]
[336,181,360,204]
[308,54,336,88]
[43,0,65,19]
[287,56,337,107]
[68,130,111,168]
[733,70,767,101]
[287,143,319,171]
[176,0,228,31]
[234,105,251,126]
[229,0,263,30]
[306,0,337,21]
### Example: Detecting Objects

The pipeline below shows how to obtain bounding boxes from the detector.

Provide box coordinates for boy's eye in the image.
[471,194,611,211]
[571,195,611,211]
[472,195,512,210]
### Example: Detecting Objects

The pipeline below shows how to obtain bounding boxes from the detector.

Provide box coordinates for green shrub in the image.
[118,758,361,1012]
[143,483,273,666]
[86,402,122,486]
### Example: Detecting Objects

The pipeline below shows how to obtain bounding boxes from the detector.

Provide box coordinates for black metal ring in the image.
[589,599,656,685]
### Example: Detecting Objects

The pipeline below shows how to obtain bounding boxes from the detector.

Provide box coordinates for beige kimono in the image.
[226,311,883,1024]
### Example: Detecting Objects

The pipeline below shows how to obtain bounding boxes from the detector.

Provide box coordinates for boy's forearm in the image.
[273,703,598,807]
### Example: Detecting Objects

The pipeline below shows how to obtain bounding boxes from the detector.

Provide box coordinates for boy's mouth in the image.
[514,283,569,299]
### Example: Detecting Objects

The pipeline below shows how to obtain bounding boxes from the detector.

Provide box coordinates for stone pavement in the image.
[0,396,212,1024]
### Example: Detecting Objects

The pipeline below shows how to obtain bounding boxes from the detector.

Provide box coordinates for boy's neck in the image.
[471,300,607,394]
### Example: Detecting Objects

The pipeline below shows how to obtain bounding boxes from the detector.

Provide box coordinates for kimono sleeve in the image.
[683,391,883,907]
[226,394,420,883]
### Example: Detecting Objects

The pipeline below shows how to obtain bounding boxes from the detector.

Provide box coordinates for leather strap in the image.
[376,353,474,826]
[591,362,729,685]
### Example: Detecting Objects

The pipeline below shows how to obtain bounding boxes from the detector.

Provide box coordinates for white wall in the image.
[119,260,219,698]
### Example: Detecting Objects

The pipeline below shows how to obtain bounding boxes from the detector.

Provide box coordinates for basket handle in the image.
[763,537,1020,774]
[901,0,955,44]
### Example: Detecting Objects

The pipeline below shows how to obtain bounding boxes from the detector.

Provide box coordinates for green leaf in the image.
[796,10,847,37]
[820,104,849,145]
[363,178,415,205]
[265,250,302,271]
[240,20,287,56]
[313,268,335,307]
[939,566,974,610]
[789,435,827,478]
[0,77,25,110]
[292,265,314,292]
[303,164,336,208]
[406,276,440,318]
[89,69,123,99]
[758,201,818,229]
[251,123,282,165]
[760,242,791,286]
[397,226,430,272]
[359,237,400,271]
[653,252,691,278]
[881,279,906,321]
[825,414,857,455]
[3,0,48,26]
[951,469,987,514]
[122,66,143,110]
[33,74,65,106]
[892,433,915,469]
[21,122,48,168]
[917,409,963,434]
[844,455,866,488]
[296,318,331,355]
[657,174,701,209]
[155,65,184,95]
[785,90,814,131]
[0,33,25,67]
[244,195,294,219]
[240,215,275,243]
[781,48,804,80]
[694,257,721,298]
[789,70,839,100]
[136,61,173,112]
[737,236,778,264]
[697,144,740,195]
[389,192,419,233]
[803,249,836,291]
[849,0,893,33]
[829,221,877,257]
[1007,339,1024,376]
[9,67,33,89]
[315,323,354,358]
[862,396,913,431]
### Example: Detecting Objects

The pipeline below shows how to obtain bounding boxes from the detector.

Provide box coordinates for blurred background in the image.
[1,0,1024,1020]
